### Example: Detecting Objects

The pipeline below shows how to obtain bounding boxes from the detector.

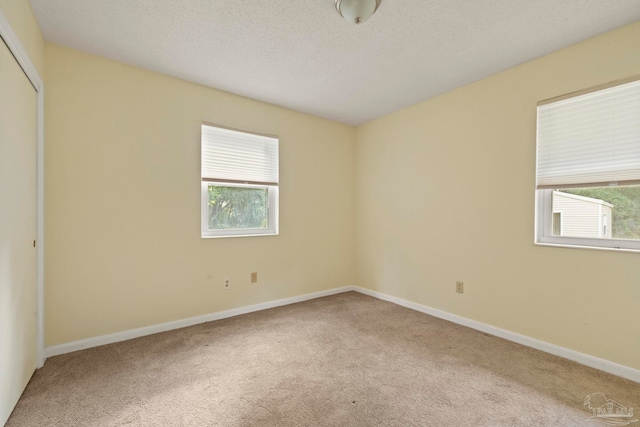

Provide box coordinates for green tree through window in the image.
[207,186,268,230]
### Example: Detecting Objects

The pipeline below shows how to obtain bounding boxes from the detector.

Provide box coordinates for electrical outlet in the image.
[456,281,464,294]
[223,278,231,290]
[251,272,257,283]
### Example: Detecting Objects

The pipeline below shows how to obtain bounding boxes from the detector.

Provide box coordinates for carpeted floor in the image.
[6,292,639,426]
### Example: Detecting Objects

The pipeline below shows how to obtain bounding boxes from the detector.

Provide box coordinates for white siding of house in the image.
[602,205,612,238]
[552,192,613,238]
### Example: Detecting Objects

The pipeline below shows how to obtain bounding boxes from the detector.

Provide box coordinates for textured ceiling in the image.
[28,0,640,126]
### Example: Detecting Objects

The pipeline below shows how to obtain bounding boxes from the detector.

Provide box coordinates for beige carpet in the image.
[6,292,639,426]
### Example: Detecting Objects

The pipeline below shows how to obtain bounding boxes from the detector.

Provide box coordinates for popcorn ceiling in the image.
[29,0,640,126]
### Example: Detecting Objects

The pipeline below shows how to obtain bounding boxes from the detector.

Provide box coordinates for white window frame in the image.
[201,123,279,238]
[536,189,640,251]
[535,77,640,252]
[201,182,278,238]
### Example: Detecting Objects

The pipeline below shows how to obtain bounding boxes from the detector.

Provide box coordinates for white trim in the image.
[44,284,639,383]
[45,286,355,358]
[536,189,640,252]
[352,287,640,383]
[201,181,278,238]
[535,242,640,254]
[0,9,45,369]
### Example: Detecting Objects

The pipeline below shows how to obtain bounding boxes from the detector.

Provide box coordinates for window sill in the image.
[201,232,279,239]
[534,241,640,254]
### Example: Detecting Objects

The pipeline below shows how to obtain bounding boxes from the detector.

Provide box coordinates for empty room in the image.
[1,0,639,425]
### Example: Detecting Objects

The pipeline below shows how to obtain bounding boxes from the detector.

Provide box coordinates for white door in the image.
[0,36,37,425]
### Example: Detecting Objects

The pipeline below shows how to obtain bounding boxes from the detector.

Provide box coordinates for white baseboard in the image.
[45,286,355,358]
[45,284,639,384]
[352,286,640,384]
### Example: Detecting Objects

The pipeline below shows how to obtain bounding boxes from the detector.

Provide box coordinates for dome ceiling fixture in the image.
[335,0,382,25]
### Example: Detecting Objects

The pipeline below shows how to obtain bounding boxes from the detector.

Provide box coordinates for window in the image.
[552,212,562,236]
[536,77,640,251]
[201,123,279,238]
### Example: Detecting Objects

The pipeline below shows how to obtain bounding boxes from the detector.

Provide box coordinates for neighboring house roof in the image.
[552,191,614,208]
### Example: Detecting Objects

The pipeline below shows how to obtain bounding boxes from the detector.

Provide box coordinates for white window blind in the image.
[536,78,640,189]
[201,124,279,185]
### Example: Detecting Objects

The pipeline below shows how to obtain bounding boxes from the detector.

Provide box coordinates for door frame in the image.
[0,9,45,368]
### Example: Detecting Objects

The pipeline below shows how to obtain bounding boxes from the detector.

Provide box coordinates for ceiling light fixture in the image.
[335,0,381,25]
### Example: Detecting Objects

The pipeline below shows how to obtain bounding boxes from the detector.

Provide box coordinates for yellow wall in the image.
[44,43,356,346]
[15,0,640,372]
[0,0,44,75]
[355,21,640,369]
